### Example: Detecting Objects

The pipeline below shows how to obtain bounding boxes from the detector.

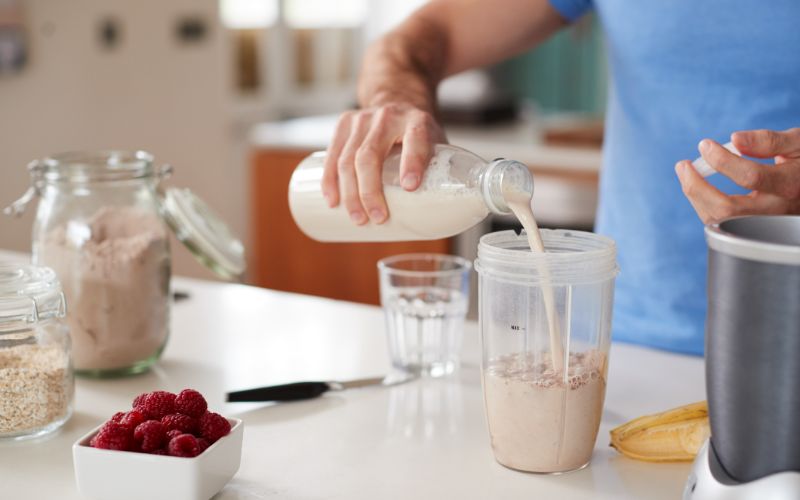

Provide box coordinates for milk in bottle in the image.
[288,145,533,242]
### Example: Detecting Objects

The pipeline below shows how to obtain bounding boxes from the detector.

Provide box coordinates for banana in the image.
[609,401,710,462]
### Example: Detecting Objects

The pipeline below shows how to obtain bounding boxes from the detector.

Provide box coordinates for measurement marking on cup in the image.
[510,324,526,332]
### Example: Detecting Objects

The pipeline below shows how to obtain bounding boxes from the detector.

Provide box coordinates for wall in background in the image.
[0,0,429,280]
[498,14,607,116]
[0,0,244,279]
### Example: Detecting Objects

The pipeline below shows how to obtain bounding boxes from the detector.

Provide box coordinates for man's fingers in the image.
[338,112,373,225]
[322,112,354,207]
[731,128,800,159]
[355,109,405,223]
[699,139,768,190]
[675,160,738,224]
[683,129,800,223]
[698,139,800,198]
[323,104,445,226]
[399,111,437,192]
[731,192,800,217]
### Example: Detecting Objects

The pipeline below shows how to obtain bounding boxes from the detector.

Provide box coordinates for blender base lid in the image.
[684,440,800,500]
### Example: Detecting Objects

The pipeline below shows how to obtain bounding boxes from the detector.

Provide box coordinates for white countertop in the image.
[0,250,704,499]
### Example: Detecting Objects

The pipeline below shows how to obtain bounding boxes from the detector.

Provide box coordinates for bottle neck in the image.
[480,159,535,215]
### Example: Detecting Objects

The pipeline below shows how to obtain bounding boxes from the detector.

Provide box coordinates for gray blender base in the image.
[684,440,800,500]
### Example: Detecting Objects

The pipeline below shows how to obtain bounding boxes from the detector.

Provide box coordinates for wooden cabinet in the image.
[250,148,452,305]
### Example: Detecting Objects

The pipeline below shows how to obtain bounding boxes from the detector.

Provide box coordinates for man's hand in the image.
[321,103,445,226]
[675,128,800,224]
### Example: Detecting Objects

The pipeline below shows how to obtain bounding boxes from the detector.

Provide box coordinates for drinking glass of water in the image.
[377,254,471,377]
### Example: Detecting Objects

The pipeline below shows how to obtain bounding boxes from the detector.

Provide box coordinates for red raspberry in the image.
[132,393,148,409]
[161,413,198,434]
[136,391,176,419]
[196,438,211,454]
[175,389,208,418]
[97,418,124,435]
[133,420,167,453]
[166,429,183,440]
[199,412,231,443]
[119,410,146,431]
[109,411,127,424]
[152,448,169,456]
[92,422,135,451]
[168,434,201,458]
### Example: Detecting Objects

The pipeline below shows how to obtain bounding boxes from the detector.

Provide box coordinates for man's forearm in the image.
[357,15,447,114]
[356,0,566,114]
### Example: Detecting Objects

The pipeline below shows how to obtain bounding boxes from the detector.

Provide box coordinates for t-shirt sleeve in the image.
[547,0,593,22]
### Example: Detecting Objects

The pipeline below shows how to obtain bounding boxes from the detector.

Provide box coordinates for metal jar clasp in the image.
[3,160,44,217]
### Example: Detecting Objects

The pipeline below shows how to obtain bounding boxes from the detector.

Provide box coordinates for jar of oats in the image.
[5,151,245,378]
[0,263,73,440]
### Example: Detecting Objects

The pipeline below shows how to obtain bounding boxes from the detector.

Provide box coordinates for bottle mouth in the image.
[35,150,154,183]
[482,159,534,215]
[475,229,619,286]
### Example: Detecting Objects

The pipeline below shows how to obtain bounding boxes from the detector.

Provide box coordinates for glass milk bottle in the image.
[289,145,533,242]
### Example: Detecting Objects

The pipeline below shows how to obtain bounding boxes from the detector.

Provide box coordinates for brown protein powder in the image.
[40,207,171,371]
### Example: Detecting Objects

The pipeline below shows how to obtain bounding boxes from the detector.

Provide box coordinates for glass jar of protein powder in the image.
[5,151,245,377]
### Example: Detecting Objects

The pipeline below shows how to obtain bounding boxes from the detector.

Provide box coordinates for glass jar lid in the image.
[0,264,66,331]
[162,188,246,281]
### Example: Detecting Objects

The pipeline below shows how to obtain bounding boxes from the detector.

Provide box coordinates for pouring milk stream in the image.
[504,191,564,373]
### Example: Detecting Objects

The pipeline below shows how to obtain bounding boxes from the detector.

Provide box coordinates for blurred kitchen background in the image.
[0,0,606,306]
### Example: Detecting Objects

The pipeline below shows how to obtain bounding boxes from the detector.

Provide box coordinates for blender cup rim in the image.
[475,229,618,286]
[477,229,616,262]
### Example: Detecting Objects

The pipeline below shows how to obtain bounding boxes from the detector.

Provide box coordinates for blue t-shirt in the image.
[548,0,800,355]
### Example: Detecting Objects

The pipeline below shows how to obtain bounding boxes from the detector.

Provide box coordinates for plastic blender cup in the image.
[475,229,618,473]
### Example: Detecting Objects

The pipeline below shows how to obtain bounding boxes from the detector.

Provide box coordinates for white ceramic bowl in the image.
[73,418,243,500]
